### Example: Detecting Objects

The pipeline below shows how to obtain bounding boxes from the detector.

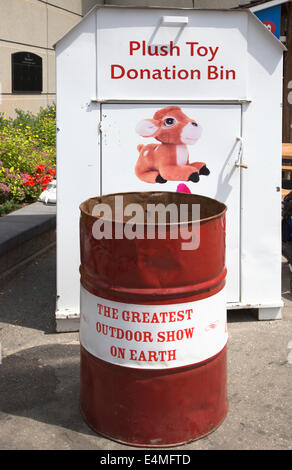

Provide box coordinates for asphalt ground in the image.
[0,247,291,450]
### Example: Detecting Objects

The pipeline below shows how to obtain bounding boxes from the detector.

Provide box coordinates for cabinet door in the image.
[101,104,241,302]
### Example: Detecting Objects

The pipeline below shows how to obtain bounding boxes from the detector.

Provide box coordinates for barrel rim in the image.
[79,191,227,226]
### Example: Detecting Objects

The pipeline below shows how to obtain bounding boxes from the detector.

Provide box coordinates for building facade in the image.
[0,0,100,116]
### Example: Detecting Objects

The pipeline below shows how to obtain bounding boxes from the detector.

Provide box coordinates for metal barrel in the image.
[79,191,228,447]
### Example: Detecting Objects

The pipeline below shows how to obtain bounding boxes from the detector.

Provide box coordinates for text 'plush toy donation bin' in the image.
[55,5,284,332]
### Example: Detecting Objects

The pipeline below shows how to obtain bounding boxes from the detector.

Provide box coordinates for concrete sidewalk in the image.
[0,247,291,450]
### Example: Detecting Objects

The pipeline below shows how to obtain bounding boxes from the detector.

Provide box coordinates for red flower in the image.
[48,168,56,176]
[24,176,35,187]
[36,164,45,173]
[41,175,53,185]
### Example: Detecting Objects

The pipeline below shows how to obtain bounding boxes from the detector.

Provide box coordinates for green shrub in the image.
[0,200,22,217]
[0,105,56,210]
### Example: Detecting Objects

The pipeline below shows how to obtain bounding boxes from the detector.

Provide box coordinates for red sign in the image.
[262,20,276,34]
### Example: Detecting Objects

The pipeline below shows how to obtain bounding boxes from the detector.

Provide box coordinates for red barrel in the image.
[79,191,228,447]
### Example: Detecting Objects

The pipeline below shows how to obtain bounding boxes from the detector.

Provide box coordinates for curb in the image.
[0,202,56,281]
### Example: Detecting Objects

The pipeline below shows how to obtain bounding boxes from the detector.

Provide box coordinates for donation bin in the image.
[79,191,227,447]
[55,5,284,331]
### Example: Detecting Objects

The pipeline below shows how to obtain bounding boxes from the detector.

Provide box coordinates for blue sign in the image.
[255,5,281,39]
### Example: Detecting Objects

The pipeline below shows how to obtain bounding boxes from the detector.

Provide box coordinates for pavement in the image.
[0,246,291,450]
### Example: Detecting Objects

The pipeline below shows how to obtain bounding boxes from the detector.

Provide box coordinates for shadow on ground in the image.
[0,248,57,334]
[0,343,98,438]
[227,309,258,323]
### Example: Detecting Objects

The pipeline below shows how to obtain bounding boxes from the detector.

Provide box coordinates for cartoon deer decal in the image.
[135,106,210,184]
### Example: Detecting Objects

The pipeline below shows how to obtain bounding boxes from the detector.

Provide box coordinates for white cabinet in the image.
[55,5,284,331]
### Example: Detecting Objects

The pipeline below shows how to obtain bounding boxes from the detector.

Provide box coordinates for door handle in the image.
[235,137,248,169]
[235,162,248,169]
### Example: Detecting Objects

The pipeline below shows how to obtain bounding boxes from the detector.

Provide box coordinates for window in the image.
[12,52,43,93]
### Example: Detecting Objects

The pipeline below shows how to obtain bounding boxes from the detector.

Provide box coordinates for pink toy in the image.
[176,183,191,194]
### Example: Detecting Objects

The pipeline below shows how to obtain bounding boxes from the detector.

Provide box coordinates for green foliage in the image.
[0,105,56,210]
[0,200,22,217]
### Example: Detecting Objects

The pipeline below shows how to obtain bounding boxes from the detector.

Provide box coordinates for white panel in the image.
[101,103,241,302]
[56,12,99,315]
[96,9,248,100]
[240,14,283,307]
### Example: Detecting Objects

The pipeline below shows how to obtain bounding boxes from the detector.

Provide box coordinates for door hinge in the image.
[99,121,103,133]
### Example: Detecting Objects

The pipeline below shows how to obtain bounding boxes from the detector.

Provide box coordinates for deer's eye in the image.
[164,117,176,127]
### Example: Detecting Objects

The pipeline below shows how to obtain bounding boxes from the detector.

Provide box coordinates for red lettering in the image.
[116,328,124,340]
[129,349,177,362]
[166,330,176,342]
[130,349,137,360]
[111,64,125,79]
[197,46,208,57]
[125,330,133,341]
[138,350,147,361]
[142,312,150,323]
[112,308,119,319]
[162,67,171,79]
[131,311,141,323]
[107,325,115,337]
[168,311,176,322]
[110,345,125,359]
[158,350,168,361]
[190,69,201,80]
[140,68,151,79]
[127,68,138,80]
[104,305,111,317]
[184,327,194,339]
[176,329,184,340]
[157,331,165,343]
[186,309,193,320]
[226,69,236,80]
[96,304,103,314]
[148,45,159,56]
[177,310,185,321]
[148,351,159,362]
[160,45,168,56]
[143,331,153,343]
[117,347,125,359]
[167,350,176,361]
[152,69,162,80]
[122,310,130,321]
[129,41,140,55]
[159,312,168,323]
[134,331,142,342]
[186,41,199,56]
[177,69,188,80]
[169,41,180,56]
[110,345,117,357]
[151,312,159,323]
[208,65,218,80]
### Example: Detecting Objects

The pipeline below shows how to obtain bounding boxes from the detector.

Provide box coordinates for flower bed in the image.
[0,105,56,216]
